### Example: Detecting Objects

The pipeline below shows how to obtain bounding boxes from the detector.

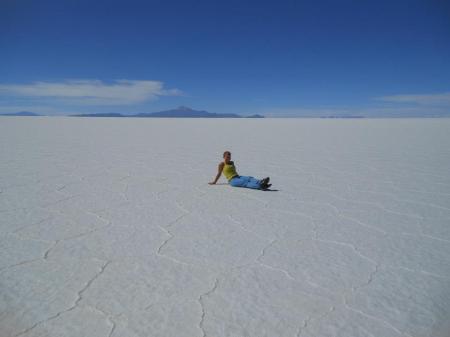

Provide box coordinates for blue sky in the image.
[1,0,450,116]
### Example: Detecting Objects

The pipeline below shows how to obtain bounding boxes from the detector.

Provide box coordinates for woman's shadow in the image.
[209,183,279,191]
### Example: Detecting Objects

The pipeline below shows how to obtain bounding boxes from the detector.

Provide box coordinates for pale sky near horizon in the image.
[1,0,450,116]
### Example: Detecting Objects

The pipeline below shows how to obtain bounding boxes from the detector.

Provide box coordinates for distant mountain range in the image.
[319,115,365,119]
[0,111,41,116]
[71,106,264,118]
[1,107,449,118]
[0,107,264,118]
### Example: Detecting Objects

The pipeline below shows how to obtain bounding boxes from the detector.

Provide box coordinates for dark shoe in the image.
[261,177,270,185]
[261,183,272,190]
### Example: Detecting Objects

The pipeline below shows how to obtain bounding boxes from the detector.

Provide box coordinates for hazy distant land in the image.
[3,106,450,118]
[0,111,41,117]
[0,107,265,118]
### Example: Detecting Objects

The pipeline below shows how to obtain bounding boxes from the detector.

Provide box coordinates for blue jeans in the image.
[229,176,261,189]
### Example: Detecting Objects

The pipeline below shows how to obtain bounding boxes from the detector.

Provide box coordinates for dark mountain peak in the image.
[70,107,244,118]
[176,106,194,111]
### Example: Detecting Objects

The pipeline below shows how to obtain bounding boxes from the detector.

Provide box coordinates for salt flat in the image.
[1,117,450,337]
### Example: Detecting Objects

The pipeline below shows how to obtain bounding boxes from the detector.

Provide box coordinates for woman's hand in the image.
[209,162,224,185]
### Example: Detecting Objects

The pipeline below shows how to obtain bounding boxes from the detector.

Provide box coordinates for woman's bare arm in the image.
[209,162,224,185]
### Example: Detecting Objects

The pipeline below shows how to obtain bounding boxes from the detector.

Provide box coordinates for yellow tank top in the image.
[223,162,238,181]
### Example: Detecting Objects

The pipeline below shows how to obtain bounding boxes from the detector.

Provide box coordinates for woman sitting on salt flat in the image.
[209,151,271,190]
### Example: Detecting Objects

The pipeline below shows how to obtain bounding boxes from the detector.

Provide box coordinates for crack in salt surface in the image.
[39,194,81,208]
[14,260,111,337]
[419,233,450,244]
[313,237,378,271]
[254,239,297,282]
[198,278,219,337]
[0,257,43,273]
[194,184,207,197]
[299,198,389,236]
[311,230,382,294]
[0,206,27,214]
[242,192,269,207]
[296,306,336,337]
[351,186,450,212]
[175,200,191,215]
[327,187,425,221]
[116,173,131,203]
[338,212,388,236]
[403,229,450,244]
[239,238,331,297]
[10,216,53,235]
[86,305,117,337]
[276,207,315,222]
[396,265,450,280]
[227,214,268,241]
[18,208,114,262]
[156,188,170,199]
[7,232,54,244]
[155,213,192,266]
[342,294,414,337]
[296,315,310,337]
